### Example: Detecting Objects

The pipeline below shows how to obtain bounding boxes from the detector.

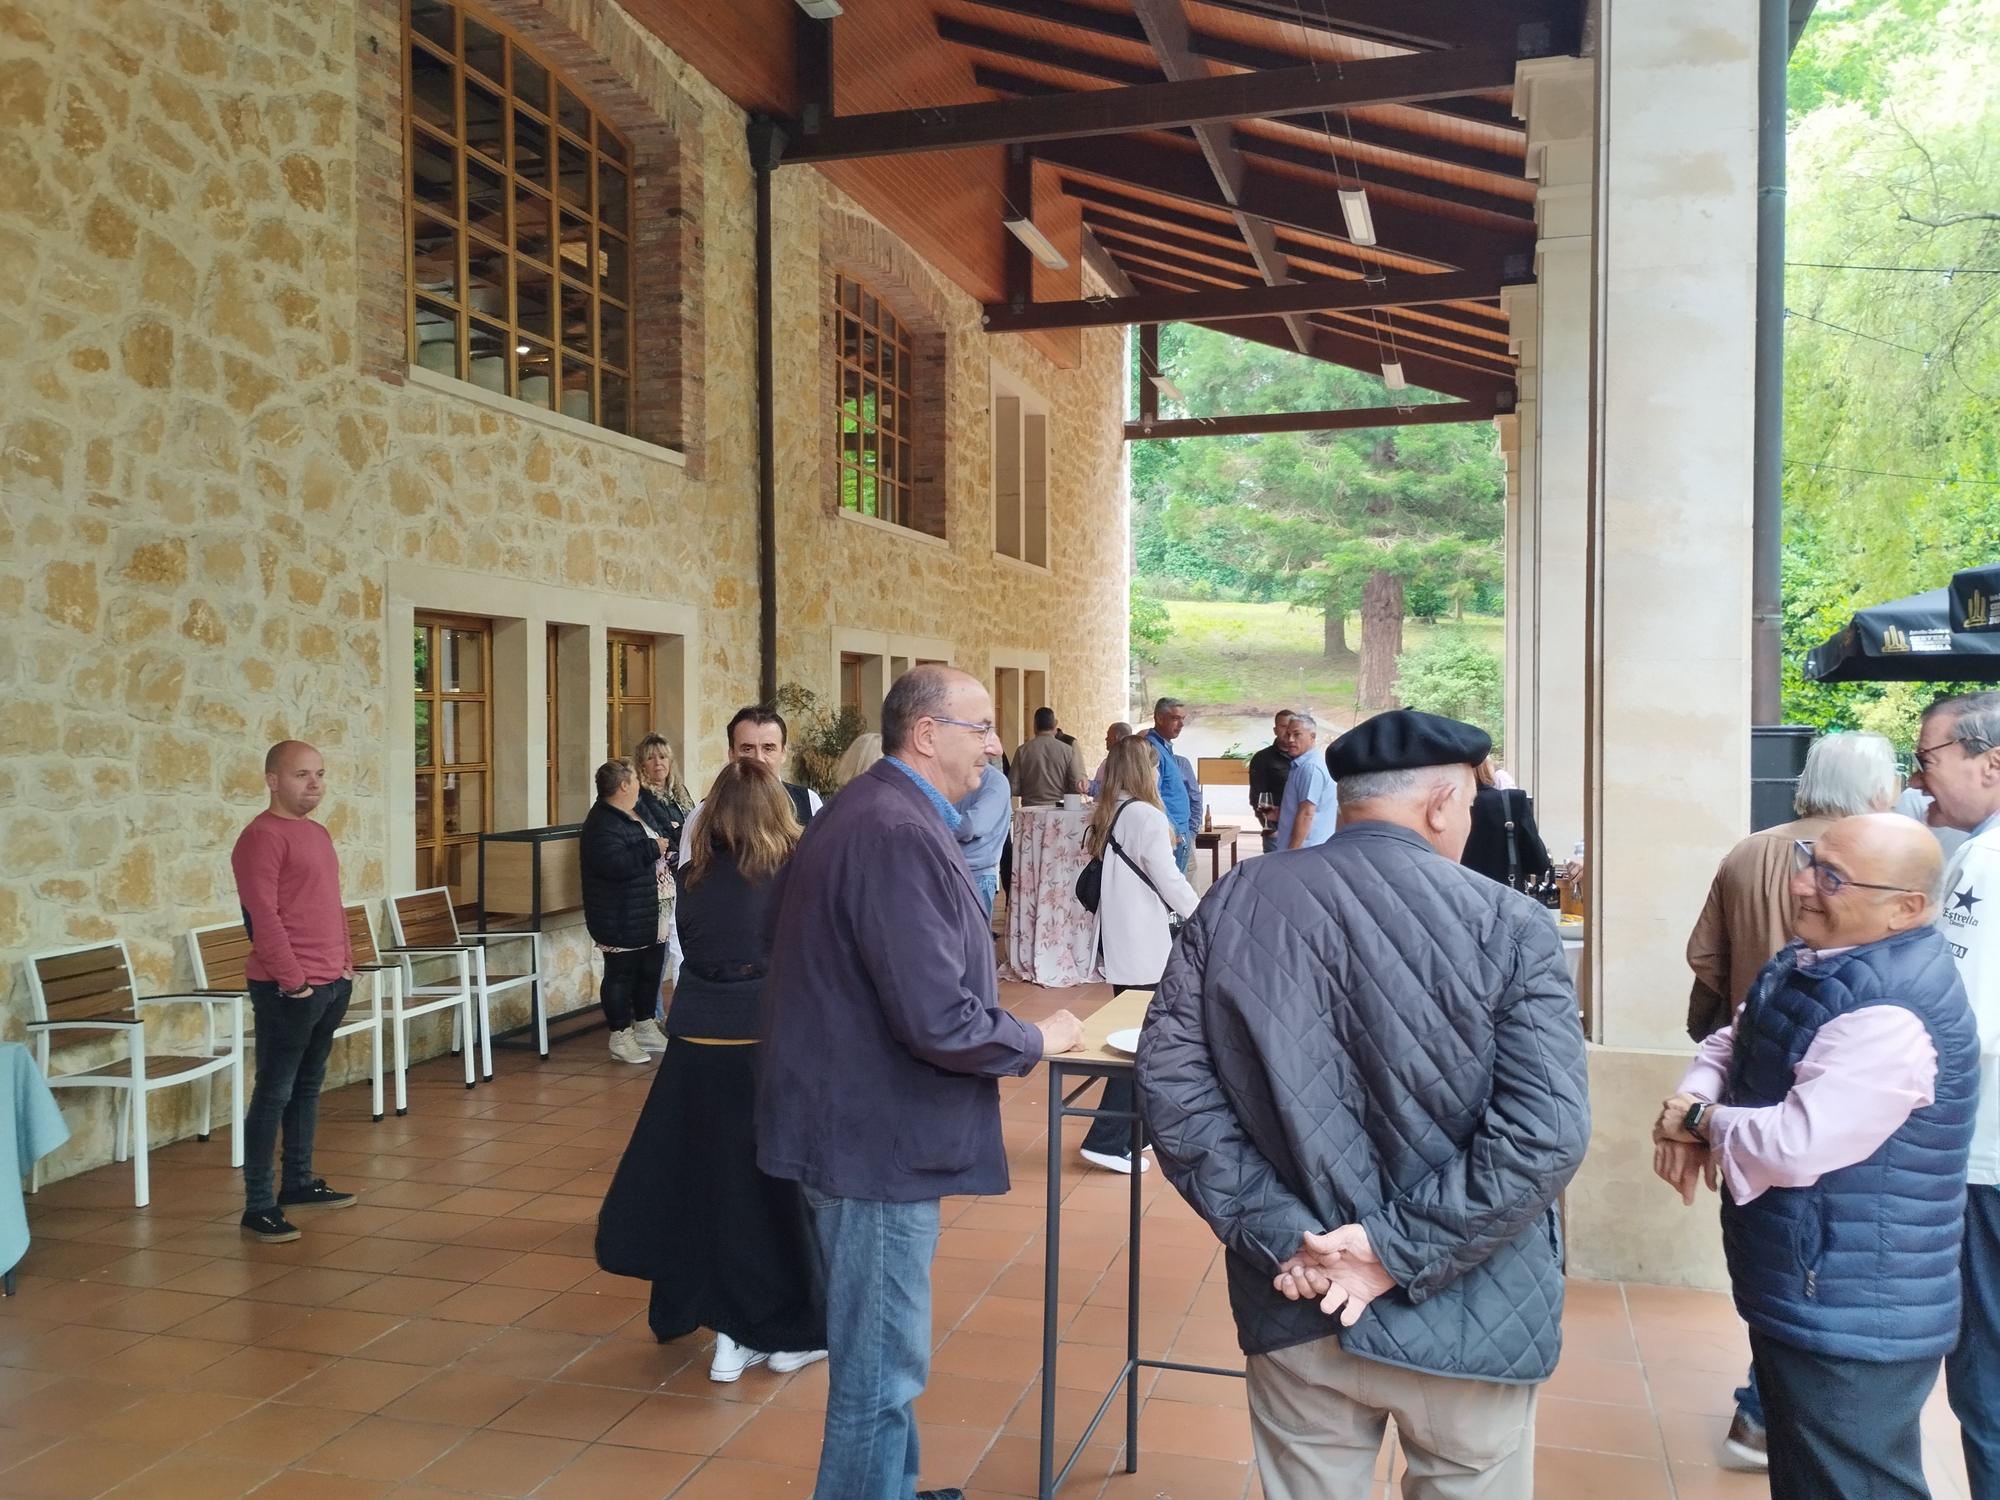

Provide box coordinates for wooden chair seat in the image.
[388,889,546,1077]
[187,916,390,1123]
[24,940,245,1208]
[354,903,475,1112]
[59,1053,236,1084]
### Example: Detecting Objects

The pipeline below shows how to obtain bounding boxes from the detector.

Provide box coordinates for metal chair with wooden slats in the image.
[186,915,389,1123]
[349,902,475,1108]
[22,941,245,1208]
[386,889,542,1075]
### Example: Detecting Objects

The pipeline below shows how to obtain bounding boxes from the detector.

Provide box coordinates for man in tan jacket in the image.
[1680,728,1899,1471]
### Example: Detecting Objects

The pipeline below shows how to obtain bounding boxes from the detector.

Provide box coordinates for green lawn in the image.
[1142,599,1504,716]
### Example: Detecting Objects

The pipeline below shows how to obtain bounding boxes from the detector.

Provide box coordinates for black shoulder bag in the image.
[1076,803,1183,937]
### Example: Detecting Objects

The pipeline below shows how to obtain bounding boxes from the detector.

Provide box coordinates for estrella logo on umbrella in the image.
[1965,589,1991,629]
[1882,625,1911,653]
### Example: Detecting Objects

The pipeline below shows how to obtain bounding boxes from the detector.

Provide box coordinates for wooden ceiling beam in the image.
[954,0,1551,133]
[1218,315,1512,407]
[1130,0,1310,352]
[1047,144,1531,275]
[982,267,1506,332]
[1078,225,1136,296]
[1127,400,1489,440]
[776,46,1520,163]
[970,64,1530,217]
[951,8,1526,174]
[1188,0,1578,56]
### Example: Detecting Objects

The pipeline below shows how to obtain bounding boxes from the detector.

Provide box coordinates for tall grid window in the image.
[607,631,655,760]
[405,0,636,433]
[414,613,493,901]
[835,274,915,529]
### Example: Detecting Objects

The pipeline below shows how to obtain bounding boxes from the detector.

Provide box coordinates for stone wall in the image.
[0,0,1131,1184]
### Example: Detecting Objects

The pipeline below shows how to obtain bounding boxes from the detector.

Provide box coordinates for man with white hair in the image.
[1274,713,1335,850]
[1140,710,1589,1499]
[1682,729,1899,1469]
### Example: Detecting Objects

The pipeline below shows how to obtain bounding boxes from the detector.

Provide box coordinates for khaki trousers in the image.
[1247,1337,1538,1500]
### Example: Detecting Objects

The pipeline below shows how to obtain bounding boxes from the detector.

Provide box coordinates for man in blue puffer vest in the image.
[1656,813,1977,1500]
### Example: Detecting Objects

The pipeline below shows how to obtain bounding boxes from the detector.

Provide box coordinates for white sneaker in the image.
[1080,1147,1151,1174]
[607,1028,651,1065]
[631,1018,668,1051]
[709,1333,769,1383]
[768,1348,828,1374]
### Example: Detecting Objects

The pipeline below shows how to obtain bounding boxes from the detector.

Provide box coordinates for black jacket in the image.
[1138,822,1590,1380]
[579,800,662,949]
[1461,786,1553,890]
[1247,742,1295,812]
[668,847,773,1041]
[635,784,689,859]
[756,759,1043,1201]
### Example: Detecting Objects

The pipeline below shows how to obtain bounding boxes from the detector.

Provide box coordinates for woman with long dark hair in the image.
[594,759,826,1382]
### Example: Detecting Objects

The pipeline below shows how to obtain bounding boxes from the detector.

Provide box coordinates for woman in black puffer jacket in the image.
[580,760,670,1066]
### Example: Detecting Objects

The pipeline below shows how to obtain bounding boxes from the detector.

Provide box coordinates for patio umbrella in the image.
[1804,582,2000,683]
[1950,563,2000,632]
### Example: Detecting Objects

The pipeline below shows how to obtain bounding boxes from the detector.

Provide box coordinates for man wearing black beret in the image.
[1138,709,1591,1500]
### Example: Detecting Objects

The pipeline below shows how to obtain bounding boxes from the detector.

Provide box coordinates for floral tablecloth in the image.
[1007,806,1099,987]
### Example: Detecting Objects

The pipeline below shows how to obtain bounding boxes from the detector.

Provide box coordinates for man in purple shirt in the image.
[1654,814,1976,1499]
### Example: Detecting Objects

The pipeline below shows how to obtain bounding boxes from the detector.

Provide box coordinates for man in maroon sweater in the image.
[230,740,358,1241]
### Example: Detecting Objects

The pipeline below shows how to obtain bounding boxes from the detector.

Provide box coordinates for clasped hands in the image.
[1652,1091,1719,1207]
[1270,1224,1396,1328]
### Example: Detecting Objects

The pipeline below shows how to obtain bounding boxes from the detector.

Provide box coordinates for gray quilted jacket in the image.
[1137,821,1591,1383]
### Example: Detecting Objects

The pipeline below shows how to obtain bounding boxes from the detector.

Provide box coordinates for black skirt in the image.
[594,1039,826,1351]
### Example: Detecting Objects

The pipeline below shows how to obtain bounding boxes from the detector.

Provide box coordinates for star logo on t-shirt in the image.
[1954,886,1982,914]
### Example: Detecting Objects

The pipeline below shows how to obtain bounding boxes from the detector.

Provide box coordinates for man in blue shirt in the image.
[1144,697,1197,874]
[954,758,1012,924]
[1275,713,1337,849]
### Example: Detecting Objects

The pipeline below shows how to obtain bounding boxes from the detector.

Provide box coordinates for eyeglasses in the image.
[1792,840,1922,898]
[930,714,997,738]
[1913,730,1995,774]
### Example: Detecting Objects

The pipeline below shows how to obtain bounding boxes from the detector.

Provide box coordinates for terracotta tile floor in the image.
[0,979,1975,1498]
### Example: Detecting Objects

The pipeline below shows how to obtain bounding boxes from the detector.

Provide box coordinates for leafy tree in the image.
[1129,579,1173,666]
[1130,325,1505,707]
[1394,631,1505,749]
[1780,0,2000,735]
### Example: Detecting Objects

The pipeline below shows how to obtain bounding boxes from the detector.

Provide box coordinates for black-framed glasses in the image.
[1792,839,1922,898]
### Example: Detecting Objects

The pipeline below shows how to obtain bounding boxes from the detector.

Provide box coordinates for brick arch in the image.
[819,204,950,539]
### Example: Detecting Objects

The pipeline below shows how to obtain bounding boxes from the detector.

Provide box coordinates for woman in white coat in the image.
[1082,735,1201,1171]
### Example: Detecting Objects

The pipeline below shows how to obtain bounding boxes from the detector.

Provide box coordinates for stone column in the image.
[1512,58,1595,857]
[1565,0,1759,1287]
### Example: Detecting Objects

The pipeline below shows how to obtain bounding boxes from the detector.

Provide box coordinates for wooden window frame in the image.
[403,0,638,434]
[606,629,655,761]
[545,622,561,822]
[834,273,917,530]
[414,611,494,901]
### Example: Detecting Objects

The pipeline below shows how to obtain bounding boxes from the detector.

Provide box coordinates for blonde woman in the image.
[831,731,883,791]
[1080,735,1200,1172]
[633,733,693,1034]
[595,760,826,1381]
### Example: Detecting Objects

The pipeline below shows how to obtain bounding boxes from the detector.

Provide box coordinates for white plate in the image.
[1104,1028,1142,1055]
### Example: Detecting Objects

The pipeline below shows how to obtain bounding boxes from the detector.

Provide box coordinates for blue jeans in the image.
[1735,1364,1763,1426]
[1949,1182,2000,1497]
[974,869,998,925]
[1174,833,1194,875]
[802,1188,941,1500]
[243,978,350,1212]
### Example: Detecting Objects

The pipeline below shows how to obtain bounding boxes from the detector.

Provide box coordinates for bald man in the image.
[1656,814,1977,1500]
[230,740,358,1244]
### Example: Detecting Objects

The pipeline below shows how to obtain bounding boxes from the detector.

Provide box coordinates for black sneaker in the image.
[277,1179,356,1210]
[241,1207,302,1242]
[916,1492,964,1500]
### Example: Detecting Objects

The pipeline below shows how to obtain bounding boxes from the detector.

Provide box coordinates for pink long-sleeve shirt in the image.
[230,811,351,993]
[1678,949,1937,1205]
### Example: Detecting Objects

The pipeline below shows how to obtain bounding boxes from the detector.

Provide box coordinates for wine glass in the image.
[1255,792,1276,828]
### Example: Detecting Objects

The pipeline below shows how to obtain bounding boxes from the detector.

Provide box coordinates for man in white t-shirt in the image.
[1911,689,2000,1492]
